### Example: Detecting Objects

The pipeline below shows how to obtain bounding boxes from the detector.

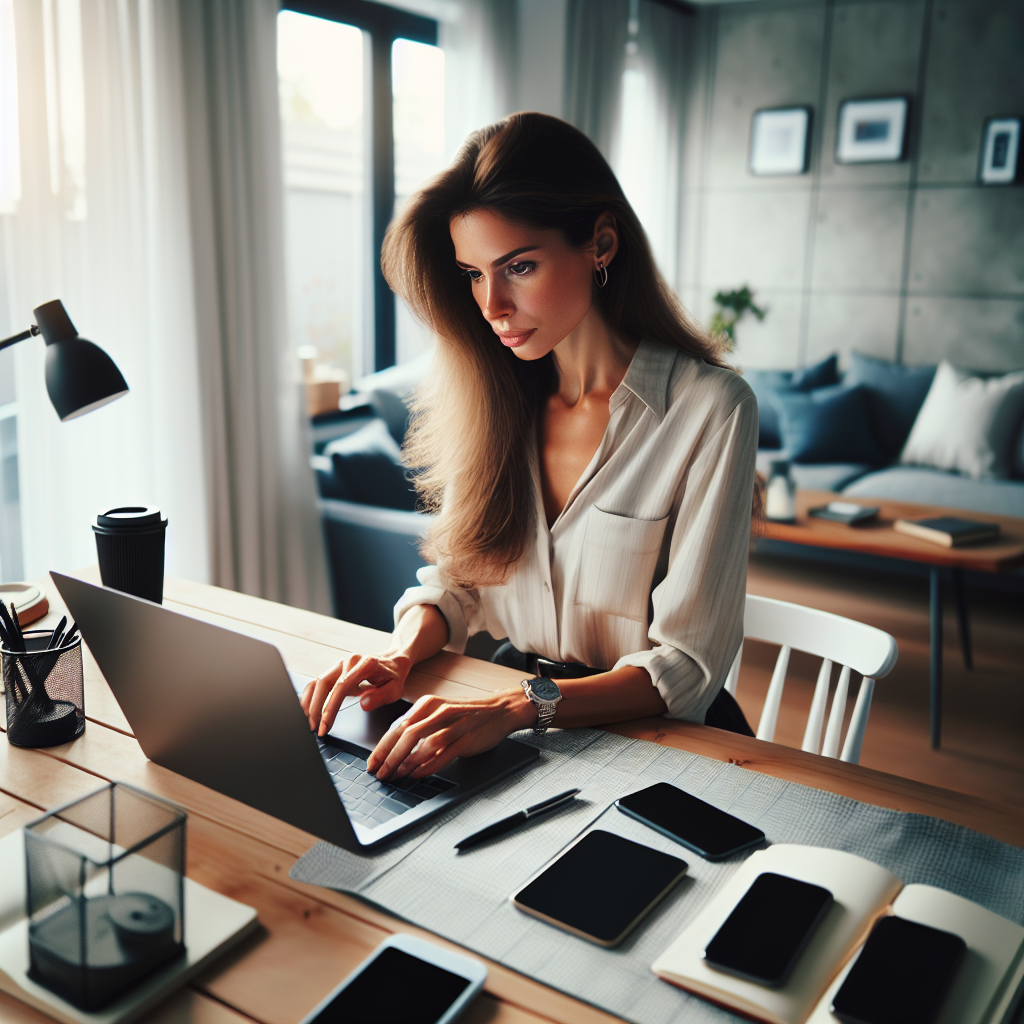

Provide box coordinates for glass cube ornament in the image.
[24,783,186,1011]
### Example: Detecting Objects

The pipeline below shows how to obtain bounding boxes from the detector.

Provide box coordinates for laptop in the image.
[51,573,539,851]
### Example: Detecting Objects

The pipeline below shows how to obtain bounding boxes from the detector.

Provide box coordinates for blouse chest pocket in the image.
[573,507,669,622]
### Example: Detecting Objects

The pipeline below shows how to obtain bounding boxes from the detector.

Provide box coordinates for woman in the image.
[301,113,758,783]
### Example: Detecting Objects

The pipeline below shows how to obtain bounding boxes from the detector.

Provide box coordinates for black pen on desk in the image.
[455,789,581,852]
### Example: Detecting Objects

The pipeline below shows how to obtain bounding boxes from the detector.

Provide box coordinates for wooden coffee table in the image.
[759,490,1024,750]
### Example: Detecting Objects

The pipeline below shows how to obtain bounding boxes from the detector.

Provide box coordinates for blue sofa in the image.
[748,353,1024,518]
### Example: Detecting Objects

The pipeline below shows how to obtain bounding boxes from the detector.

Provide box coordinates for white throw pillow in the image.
[900,360,1024,479]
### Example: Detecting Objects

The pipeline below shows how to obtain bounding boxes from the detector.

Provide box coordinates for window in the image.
[279,1,441,387]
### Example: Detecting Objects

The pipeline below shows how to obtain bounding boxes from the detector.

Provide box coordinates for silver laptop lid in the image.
[50,572,357,850]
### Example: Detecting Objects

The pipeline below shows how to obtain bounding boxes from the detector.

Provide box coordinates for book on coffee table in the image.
[894,516,1000,548]
[651,844,1024,1024]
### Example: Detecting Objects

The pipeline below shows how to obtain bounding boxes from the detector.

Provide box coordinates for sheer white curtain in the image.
[179,0,329,611]
[1,0,329,612]
[565,0,690,290]
[2,0,209,585]
[613,0,690,289]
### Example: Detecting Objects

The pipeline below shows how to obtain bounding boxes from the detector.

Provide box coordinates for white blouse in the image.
[394,339,759,721]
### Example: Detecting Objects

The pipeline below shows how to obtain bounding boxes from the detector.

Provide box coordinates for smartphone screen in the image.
[704,872,833,987]
[616,783,765,860]
[831,915,966,1024]
[308,946,471,1024]
[512,829,688,946]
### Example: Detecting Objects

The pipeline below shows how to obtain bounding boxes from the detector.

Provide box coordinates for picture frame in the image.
[978,117,1020,185]
[836,96,909,164]
[749,107,811,176]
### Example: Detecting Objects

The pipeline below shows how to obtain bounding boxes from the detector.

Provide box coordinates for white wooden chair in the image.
[724,594,898,765]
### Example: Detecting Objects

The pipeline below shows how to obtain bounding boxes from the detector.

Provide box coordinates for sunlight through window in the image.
[278,11,366,384]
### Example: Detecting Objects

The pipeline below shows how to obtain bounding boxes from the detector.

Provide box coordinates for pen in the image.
[455,788,581,851]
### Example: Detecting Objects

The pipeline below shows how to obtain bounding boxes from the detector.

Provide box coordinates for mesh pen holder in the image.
[25,783,187,1011]
[3,629,85,748]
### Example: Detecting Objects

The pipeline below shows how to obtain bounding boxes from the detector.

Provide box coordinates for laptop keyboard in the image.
[317,741,455,829]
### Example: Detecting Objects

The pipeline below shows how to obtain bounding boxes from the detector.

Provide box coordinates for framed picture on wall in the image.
[978,117,1020,184]
[749,107,811,176]
[836,97,909,163]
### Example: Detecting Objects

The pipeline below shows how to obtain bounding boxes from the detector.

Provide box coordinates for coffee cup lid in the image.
[96,506,164,528]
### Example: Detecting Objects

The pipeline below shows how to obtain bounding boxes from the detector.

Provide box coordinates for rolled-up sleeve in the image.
[613,395,757,720]
[393,565,486,654]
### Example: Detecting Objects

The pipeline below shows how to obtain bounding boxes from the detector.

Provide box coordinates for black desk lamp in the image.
[0,299,129,420]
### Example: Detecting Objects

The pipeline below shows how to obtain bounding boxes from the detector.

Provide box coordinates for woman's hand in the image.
[300,651,412,736]
[368,688,535,781]
[303,604,451,736]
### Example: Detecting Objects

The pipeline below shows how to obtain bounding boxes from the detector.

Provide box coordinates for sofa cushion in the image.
[843,467,1024,518]
[790,353,840,391]
[323,419,417,511]
[900,361,1024,479]
[744,370,793,448]
[745,355,841,449]
[845,352,936,459]
[772,384,885,465]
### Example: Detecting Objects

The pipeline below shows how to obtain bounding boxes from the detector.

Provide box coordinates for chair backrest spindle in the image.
[801,658,832,755]
[731,595,898,766]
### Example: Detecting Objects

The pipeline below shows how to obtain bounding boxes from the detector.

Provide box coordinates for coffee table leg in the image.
[952,568,972,670]
[930,566,943,750]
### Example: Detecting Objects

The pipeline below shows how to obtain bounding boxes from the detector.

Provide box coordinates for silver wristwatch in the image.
[520,677,563,735]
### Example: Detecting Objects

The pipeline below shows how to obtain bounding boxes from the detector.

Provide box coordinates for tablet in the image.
[510,829,688,947]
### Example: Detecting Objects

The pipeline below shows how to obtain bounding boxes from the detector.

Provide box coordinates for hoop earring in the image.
[594,263,609,288]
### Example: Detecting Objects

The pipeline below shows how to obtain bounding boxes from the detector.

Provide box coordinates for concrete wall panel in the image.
[732,290,805,369]
[708,3,826,190]
[811,188,909,292]
[704,189,811,291]
[908,188,1024,296]
[679,0,1023,375]
[805,293,902,366]
[820,0,925,188]
[918,0,1024,184]
[902,297,1024,370]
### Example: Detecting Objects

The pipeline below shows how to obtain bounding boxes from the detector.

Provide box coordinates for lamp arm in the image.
[0,324,40,353]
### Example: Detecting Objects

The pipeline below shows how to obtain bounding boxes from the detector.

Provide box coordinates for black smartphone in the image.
[830,915,966,1024]
[299,934,486,1024]
[704,872,833,987]
[511,829,689,947]
[615,782,765,860]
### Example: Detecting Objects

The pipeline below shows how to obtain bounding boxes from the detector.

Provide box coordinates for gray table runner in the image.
[291,729,1024,1024]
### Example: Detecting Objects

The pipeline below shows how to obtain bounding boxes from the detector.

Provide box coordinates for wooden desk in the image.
[761,490,1024,750]
[1,574,1020,1024]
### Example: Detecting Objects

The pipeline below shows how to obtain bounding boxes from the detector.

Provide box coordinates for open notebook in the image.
[651,844,1024,1024]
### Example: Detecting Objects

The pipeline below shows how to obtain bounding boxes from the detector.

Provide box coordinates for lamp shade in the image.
[35,300,129,420]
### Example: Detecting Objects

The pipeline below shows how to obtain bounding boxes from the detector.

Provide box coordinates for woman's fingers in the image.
[317,654,395,735]
[369,694,510,779]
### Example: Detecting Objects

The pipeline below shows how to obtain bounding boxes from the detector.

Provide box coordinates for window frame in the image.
[282,0,438,372]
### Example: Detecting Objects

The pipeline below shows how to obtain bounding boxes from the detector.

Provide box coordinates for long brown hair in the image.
[382,112,734,589]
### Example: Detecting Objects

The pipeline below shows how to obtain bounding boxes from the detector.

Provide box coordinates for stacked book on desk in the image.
[651,844,1024,1024]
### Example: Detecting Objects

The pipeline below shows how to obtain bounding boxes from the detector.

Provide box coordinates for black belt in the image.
[525,654,603,679]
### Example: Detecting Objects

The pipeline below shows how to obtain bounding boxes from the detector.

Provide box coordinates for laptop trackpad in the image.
[327,699,413,752]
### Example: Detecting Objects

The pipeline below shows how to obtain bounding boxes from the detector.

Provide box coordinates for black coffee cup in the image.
[92,507,168,604]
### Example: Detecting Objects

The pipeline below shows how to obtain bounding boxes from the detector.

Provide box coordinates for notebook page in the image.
[807,884,1024,1024]
[651,844,902,1024]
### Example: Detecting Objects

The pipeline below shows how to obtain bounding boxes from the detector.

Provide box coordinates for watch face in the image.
[531,677,561,702]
